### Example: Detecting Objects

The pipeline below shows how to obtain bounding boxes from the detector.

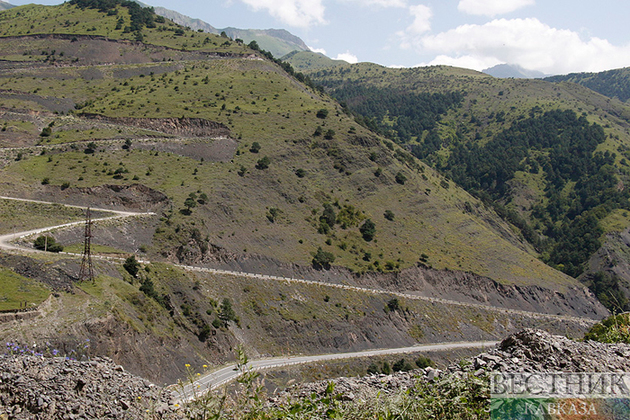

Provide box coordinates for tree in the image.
[384,210,395,221]
[324,129,335,140]
[360,219,376,241]
[395,172,407,185]
[255,156,270,170]
[183,197,197,214]
[386,298,401,312]
[40,126,52,137]
[316,109,329,119]
[295,168,306,178]
[219,298,237,327]
[249,142,261,153]
[33,235,63,253]
[85,142,97,154]
[312,247,335,269]
[123,255,140,277]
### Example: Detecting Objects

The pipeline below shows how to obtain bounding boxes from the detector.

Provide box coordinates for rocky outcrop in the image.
[0,354,176,419]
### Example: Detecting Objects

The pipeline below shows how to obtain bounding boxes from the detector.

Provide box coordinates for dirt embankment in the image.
[79,115,231,138]
[171,244,609,320]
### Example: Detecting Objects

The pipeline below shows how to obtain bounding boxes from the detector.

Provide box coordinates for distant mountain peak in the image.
[483,64,548,79]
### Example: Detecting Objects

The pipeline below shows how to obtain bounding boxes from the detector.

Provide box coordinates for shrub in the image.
[386,298,401,312]
[359,219,376,241]
[255,156,270,170]
[123,255,140,277]
[416,355,435,369]
[395,171,407,185]
[249,142,261,153]
[312,247,335,269]
[33,235,63,253]
[384,210,395,221]
[316,109,329,119]
[295,168,306,178]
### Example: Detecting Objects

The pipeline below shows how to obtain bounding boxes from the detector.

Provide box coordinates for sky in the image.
[6,0,630,75]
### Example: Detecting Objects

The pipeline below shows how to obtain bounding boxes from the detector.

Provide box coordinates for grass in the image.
[0,267,50,311]
[0,199,90,234]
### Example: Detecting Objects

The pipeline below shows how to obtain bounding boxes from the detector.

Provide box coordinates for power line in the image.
[78,207,94,283]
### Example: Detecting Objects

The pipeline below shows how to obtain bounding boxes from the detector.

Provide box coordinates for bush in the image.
[584,313,630,344]
[123,255,140,277]
[295,168,306,178]
[416,355,435,369]
[316,109,329,119]
[386,298,401,312]
[395,171,407,185]
[255,156,270,170]
[33,235,63,253]
[384,210,395,221]
[312,247,335,269]
[392,358,414,372]
[249,142,261,153]
[359,219,376,241]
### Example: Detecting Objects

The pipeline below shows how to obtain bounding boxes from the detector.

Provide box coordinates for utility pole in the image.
[78,207,94,283]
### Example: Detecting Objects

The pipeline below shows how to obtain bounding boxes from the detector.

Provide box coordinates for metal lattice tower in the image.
[78,207,94,283]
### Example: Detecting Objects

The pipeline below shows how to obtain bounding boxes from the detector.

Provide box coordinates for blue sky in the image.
[5,0,630,75]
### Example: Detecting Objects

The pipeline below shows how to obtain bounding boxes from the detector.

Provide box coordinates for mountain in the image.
[0,0,608,383]
[0,1,14,11]
[545,67,630,103]
[141,2,309,58]
[305,62,630,312]
[483,63,547,79]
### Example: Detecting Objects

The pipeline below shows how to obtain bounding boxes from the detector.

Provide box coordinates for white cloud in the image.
[335,51,359,63]
[308,46,327,55]
[397,4,433,50]
[406,18,630,74]
[238,0,326,28]
[406,4,433,34]
[340,0,408,8]
[458,0,535,17]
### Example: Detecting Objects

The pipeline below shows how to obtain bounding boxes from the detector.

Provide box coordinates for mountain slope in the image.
[305,62,630,310]
[0,1,609,383]
[146,3,309,58]
[0,2,585,292]
[545,67,630,103]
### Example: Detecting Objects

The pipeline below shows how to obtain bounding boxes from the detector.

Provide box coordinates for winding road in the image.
[173,340,498,402]
[0,195,600,398]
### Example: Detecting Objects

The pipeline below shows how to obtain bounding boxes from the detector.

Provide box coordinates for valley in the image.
[0,0,626,402]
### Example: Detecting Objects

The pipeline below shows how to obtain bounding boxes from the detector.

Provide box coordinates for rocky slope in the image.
[279,328,630,401]
[0,353,176,419]
[2,329,628,419]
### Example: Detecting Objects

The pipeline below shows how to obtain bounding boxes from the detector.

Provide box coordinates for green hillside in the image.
[305,62,630,310]
[546,67,630,103]
[0,2,584,292]
[283,50,347,71]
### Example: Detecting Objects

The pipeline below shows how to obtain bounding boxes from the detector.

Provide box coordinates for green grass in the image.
[0,267,50,311]
[0,199,90,234]
[63,243,128,255]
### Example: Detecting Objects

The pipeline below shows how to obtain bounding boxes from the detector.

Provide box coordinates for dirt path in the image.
[0,196,154,252]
